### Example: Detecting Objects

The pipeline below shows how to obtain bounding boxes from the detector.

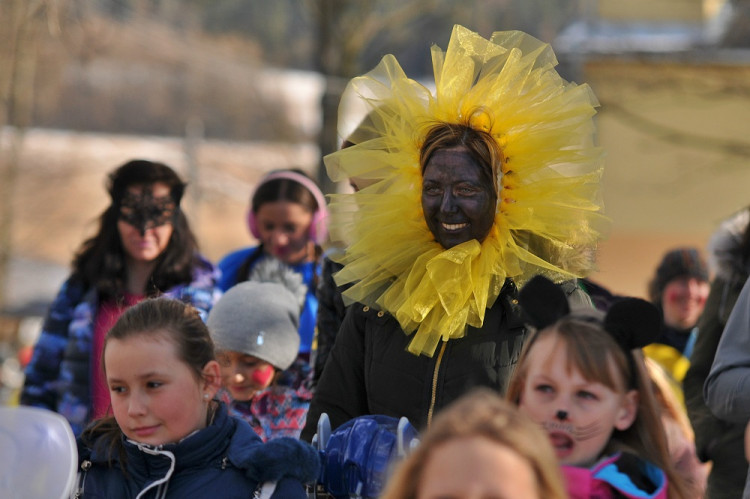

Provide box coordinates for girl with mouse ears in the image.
[506,276,691,499]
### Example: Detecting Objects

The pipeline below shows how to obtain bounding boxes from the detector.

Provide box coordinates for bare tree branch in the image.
[606,100,750,158]
[0,0,65,311]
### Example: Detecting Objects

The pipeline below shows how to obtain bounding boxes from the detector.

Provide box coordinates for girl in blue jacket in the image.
[73,297,319,498]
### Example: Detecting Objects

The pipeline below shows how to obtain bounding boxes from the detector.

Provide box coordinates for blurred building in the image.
[553,0,750,297]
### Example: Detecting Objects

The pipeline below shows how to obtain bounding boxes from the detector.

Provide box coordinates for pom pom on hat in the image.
[248,257,307,308]
[207,281,301,371]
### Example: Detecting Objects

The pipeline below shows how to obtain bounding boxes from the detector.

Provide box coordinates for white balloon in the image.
[0,406,77,499]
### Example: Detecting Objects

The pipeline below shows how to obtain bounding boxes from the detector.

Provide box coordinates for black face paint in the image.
[556,410,569,421]
[421,148,497,249]
[118,187,177,235]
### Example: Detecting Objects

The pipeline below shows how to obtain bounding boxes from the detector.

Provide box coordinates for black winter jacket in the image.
[303,279,533,441]
[313,252,349,388]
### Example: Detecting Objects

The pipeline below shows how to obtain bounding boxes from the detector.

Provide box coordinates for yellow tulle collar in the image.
[325,25,608,357]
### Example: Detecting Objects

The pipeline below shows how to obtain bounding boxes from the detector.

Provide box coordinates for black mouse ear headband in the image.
[519,275,661,387]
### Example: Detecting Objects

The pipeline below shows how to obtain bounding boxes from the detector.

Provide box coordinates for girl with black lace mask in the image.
[20,159,220,435]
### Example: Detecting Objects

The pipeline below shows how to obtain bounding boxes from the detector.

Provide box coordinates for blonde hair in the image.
[645,357,708,497]
[380,388,567,499]
[506,318,691,499]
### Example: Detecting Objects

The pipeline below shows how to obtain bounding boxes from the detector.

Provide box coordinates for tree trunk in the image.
[0,0,44,312]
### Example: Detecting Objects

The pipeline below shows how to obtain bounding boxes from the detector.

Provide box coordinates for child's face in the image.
[517,333,638,467]
[105,333,217,446]
[417,435,540,499]
[216,351,275,401]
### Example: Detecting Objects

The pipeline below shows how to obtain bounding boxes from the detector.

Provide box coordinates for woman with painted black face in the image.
[301,27,609,444]
[20,159,220,436]
[420,143,498,251]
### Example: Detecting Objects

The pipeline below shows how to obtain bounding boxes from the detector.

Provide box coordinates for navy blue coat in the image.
[74,402,319,498]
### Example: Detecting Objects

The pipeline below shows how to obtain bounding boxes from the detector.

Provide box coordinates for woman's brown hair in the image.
[419,120,503,196]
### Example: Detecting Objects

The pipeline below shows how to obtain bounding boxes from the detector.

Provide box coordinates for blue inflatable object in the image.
[313,414,420,498]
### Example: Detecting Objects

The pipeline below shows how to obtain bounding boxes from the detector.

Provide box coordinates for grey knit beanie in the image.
[207,281,301,371]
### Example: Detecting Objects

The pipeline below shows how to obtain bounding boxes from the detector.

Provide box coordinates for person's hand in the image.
[745,419,750,462]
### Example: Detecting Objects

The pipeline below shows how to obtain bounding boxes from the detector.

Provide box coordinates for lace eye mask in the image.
[118,189,177,234]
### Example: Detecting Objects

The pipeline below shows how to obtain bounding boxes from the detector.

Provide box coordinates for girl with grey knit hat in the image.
[207,261,312,442]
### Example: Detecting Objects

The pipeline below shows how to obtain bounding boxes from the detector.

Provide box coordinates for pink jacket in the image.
[563,452,668,499]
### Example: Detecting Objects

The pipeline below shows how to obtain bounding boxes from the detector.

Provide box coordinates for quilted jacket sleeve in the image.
[162,254,221,322]
[20,277,84,410]
[705,276,750,423]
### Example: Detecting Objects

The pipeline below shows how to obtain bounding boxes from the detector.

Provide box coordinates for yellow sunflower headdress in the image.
[325,25,609,357]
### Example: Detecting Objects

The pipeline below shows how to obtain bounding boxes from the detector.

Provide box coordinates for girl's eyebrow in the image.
[530,371,603,389]
[107,371,165,383]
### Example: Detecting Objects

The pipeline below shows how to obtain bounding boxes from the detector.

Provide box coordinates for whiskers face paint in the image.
[543,421,574,433]
[572,421,608,441]
[517,333,636,467]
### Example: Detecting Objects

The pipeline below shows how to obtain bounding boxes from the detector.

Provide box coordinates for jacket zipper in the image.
[427,341,447,428]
